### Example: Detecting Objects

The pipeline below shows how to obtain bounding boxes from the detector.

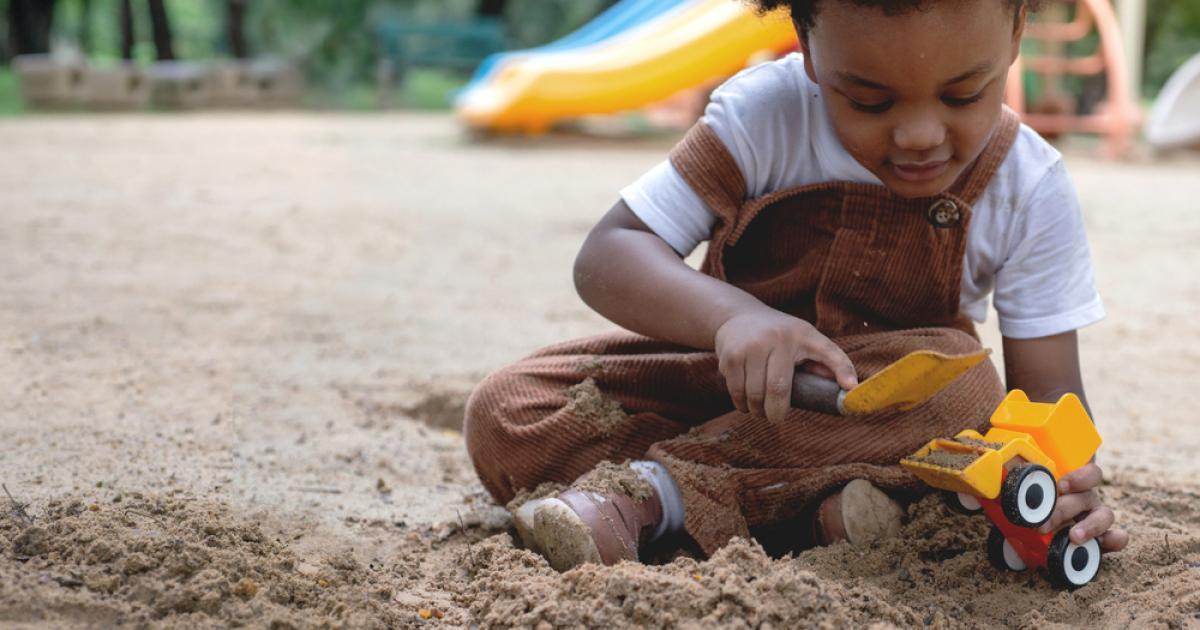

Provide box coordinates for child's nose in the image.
[893,114,947,153]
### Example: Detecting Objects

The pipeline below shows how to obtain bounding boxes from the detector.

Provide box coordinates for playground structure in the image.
[454,0,797,134]
[1144,51,1200,150]
[1004,0,1141,156]
[901,390,1104,590]
[457,0,1146,155]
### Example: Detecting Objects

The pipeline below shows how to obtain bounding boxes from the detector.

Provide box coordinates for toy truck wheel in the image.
[1047,528,1102,589]
[986,526,1027,571]
[1001,464,1057,528]
[942,491,983,515]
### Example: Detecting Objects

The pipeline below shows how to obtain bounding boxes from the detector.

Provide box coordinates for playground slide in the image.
[1145,51,1200,149]
[462,0,686,93]
[455,0,797,133]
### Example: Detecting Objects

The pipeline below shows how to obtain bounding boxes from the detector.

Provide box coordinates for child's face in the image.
[799,0,1024,198]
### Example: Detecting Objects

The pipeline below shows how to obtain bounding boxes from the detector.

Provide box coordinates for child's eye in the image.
[943,92,985,107]
[848,98,893,114]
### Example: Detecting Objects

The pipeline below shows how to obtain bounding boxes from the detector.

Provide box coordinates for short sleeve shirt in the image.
[619,54,1104,339]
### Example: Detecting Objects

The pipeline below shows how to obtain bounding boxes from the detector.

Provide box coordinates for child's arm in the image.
[575,200,859,422]
[1003,331,1129,552]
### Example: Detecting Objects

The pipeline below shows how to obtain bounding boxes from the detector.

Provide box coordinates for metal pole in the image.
[1117,0,1145,103]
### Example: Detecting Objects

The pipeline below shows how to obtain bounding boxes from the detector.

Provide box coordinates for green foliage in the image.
[400,67,468,109]
[1144,0,1200,97]
[0,67,22,115]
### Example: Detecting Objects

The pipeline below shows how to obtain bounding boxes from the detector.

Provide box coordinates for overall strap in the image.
[949,106,1022,206]
[668,122,747,225]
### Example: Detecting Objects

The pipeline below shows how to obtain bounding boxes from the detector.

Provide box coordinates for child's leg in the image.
[645,327,1006,555]
[464,331,732,505]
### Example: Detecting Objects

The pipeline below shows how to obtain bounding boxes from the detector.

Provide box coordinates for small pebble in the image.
[418,609,432,620]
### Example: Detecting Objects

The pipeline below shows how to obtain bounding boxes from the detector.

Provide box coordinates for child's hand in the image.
[714,309,858,423]
[1038,462,1129,552]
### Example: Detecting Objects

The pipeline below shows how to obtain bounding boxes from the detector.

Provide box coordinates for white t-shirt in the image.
[620,54,1104,340]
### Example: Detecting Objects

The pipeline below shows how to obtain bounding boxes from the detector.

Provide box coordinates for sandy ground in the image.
[0,112,1198,628]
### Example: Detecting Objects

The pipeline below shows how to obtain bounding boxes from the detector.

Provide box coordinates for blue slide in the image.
[460,0,685,95]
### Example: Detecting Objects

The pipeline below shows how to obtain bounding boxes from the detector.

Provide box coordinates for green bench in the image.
[374,17,505,107]
[376,17,505,73]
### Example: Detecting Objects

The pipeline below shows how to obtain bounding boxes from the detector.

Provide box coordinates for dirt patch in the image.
[506,482,568,513]
[462,487,1200,628]
[401,390,469,431]
[565,377,628,436]
[0,494,457,628]
[952,437,1005,450]
[5,486,1198,628]
[910,450,980,471]
[571,460,653,502]
[339,383,472,431]
[463,533,920,628]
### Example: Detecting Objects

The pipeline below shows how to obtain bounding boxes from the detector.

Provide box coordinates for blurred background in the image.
[0,0,1196,148]
[0,0,620,112]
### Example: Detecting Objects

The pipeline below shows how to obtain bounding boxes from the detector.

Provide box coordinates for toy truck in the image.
[901,390,1103,589]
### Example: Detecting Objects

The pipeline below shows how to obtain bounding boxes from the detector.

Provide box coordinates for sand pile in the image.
[0,494,421,628]
[7,482,1197,628]
[461,487,1200,628]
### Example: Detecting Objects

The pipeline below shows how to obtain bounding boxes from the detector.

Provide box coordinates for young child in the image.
[465,0,1130,570]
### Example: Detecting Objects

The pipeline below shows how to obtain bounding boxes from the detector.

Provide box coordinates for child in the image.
[465,0,1129,570]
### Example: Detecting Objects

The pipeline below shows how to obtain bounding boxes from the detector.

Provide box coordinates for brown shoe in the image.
[512,486,663,571]
[815,479,903,546]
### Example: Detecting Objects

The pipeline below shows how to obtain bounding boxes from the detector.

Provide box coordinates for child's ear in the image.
[798,32,819,84]
[1010,4,1027,64]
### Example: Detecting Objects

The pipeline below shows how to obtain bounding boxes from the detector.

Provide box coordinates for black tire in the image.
[1047,528,1102,589]
[1001,464,1057,528]
[942,490,983,515]
[986,526,1027,572]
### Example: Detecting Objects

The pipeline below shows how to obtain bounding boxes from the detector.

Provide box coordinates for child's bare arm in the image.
[575,200,857,422]
[1003,331,1129,552]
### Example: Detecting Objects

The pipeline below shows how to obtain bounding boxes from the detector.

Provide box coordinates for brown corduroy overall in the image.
[465,110,1020,555]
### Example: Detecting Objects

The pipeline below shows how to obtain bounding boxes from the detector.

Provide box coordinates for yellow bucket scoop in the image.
[790,349,991,416]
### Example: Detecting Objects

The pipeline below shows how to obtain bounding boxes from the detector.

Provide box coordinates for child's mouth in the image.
[891,160,949,183]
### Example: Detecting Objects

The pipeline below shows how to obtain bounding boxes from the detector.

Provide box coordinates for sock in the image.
[630,460,685,542]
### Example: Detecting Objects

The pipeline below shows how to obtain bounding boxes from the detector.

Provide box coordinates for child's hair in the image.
[749,0,1037,37]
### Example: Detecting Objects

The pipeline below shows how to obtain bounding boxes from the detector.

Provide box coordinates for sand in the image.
[564,378,629,437]
[913,450,981,471]
[1,113,1198,627]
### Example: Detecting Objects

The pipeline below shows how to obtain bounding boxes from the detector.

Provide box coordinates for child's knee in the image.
[463,368,521,502]
[933,326,984,353]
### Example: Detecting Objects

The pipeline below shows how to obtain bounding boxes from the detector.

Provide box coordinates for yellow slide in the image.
[455,0,797,133]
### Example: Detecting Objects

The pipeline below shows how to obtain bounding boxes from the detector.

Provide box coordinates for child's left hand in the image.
[1038,461,1129,552]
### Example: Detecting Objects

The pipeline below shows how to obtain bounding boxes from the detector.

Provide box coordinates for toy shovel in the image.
[789,349,991,416]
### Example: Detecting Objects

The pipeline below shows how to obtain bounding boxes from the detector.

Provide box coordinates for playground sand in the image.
[1,113,1198,627]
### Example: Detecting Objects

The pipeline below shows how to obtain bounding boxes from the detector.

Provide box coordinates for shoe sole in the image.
[512,497,602,572]
[840,479,904,545]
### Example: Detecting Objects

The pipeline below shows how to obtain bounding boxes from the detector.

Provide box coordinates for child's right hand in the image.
[714,308,858,423]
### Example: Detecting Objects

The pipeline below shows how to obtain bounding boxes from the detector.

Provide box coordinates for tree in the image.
[147,0,174,60]
[118,0,177,62]
[8,0,58,56]
[119,0,134,59]
[78,0,93,54]
[227,0,249,59]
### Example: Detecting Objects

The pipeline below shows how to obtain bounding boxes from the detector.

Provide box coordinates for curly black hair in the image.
[748,0,1036,37]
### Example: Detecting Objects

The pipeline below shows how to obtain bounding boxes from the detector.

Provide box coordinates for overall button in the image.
[927,199,960,228]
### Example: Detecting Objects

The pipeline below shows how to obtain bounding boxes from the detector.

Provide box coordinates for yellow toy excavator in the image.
[901,390,1103,589]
